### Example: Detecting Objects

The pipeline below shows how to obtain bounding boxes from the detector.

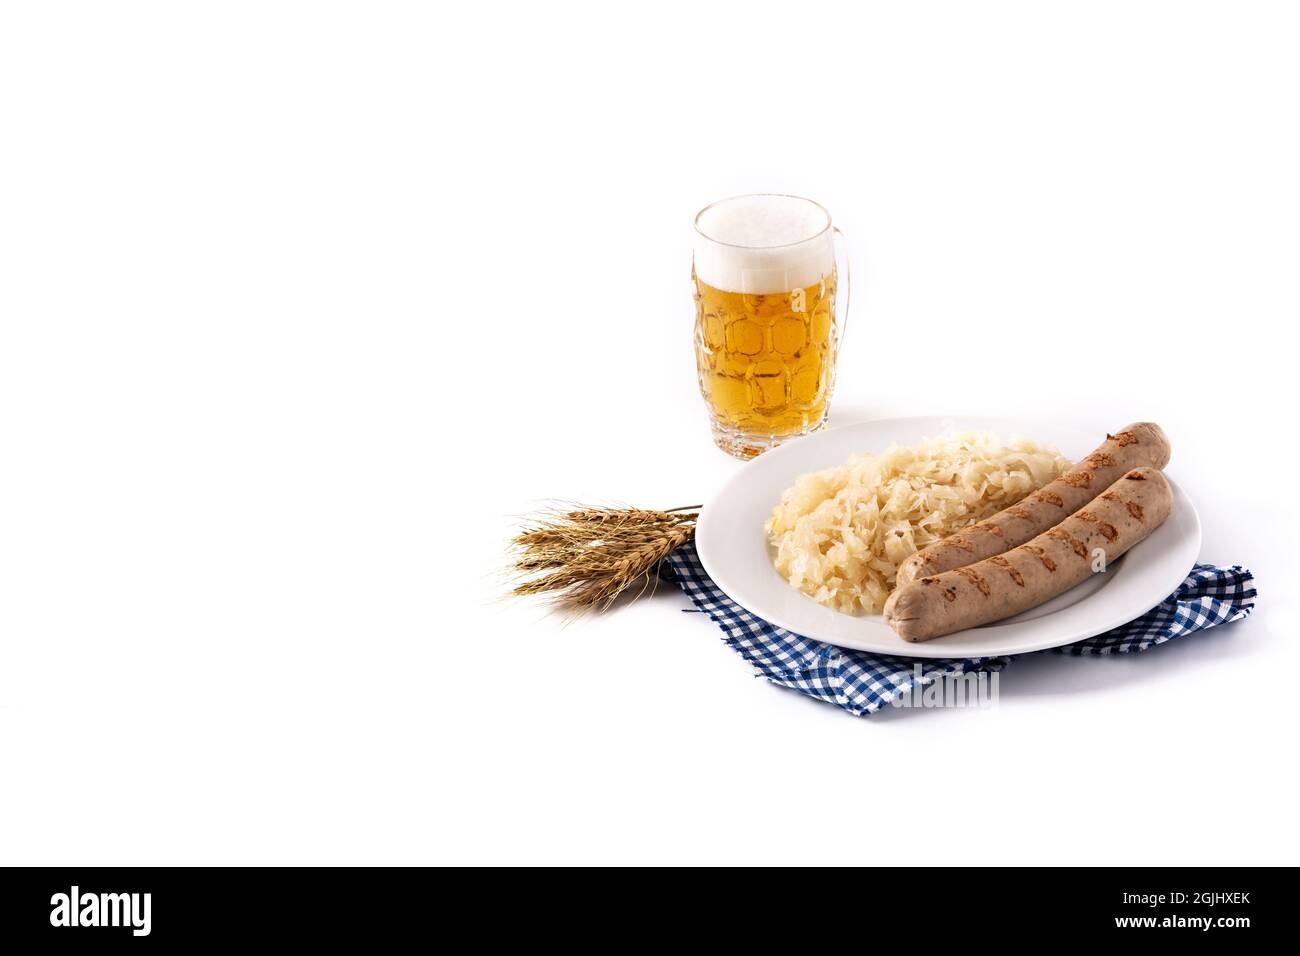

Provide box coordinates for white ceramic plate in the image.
[695,416,1202,659]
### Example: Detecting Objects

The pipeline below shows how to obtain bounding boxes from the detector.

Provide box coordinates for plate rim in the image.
[695,415,1202,659]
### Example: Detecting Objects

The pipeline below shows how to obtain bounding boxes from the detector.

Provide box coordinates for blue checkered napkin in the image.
[662,542,1255,717]
[1054,564,1256,655]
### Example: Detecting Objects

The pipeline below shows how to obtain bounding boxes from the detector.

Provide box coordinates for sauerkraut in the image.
[766,433,1071,614]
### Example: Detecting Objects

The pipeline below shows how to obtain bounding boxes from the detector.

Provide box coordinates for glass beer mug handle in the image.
[833,226,851,351]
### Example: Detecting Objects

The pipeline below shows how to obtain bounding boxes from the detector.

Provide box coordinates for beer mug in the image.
[692,194,850,458]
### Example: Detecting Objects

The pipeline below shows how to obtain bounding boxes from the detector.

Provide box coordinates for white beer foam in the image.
[693,194,834,294]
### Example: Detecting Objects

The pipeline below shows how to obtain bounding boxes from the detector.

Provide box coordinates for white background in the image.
[1,2,1296,865]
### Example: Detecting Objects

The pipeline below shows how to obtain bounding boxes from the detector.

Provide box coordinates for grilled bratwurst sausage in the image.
[883,467,1173,642]
[894,422,1170,587]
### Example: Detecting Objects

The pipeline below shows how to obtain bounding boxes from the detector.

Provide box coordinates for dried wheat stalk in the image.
[509,504,700,612]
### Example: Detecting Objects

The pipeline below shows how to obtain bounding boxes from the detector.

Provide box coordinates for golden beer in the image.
[693,270,837,452]
[692,194,846,458]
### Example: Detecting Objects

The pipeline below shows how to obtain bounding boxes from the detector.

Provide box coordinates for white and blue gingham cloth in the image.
[663,542,1256,717]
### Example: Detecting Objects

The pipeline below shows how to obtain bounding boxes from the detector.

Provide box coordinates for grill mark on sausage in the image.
[988,555,1025,586]
[976,522,1004,537]
[1061,470,1093,488]
[1100,491,1122,503]
[942,587,957,602]
[1021,544,1056,572]
[950,536,974,552]
[1124,470,1147,481]
[956,566,991,596]
[1127,500,1144,521]
[1084,452,1115,468]
[1047,527,1089,558]
[1077,509,1118,541]
[1034,490,1064,508]
[1110,430,1139,447]
[1006,506,1034,522]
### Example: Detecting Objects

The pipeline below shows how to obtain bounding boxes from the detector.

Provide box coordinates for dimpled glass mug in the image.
[692,194,850,458]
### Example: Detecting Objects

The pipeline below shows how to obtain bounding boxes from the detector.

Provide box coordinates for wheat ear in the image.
[509,505,700,612]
